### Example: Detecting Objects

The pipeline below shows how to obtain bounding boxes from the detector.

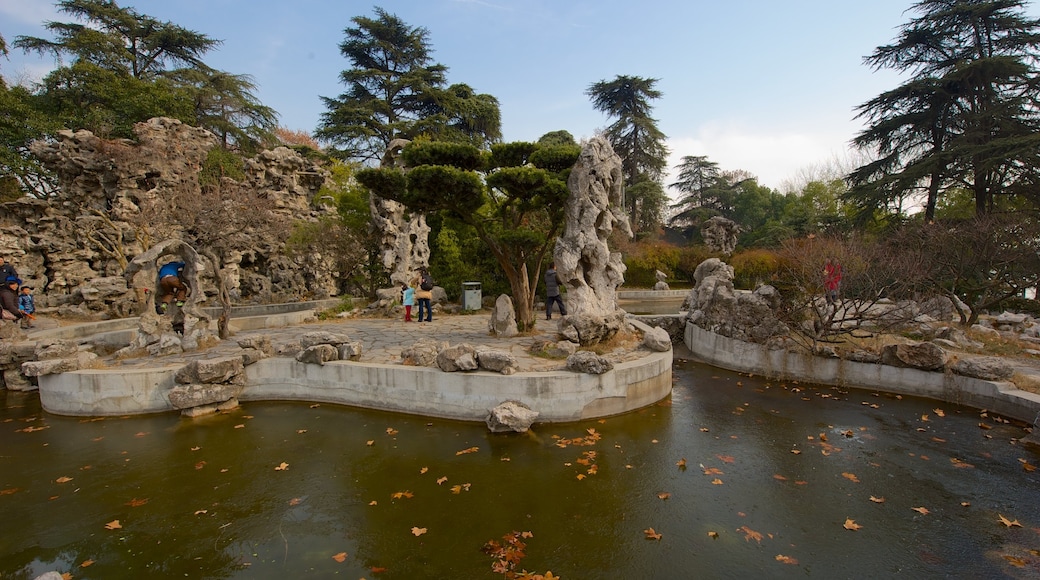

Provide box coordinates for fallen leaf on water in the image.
[950,458,974,469]
[912,506,930,515]
[775,554,799,565]
[657,492,671,500]
[961,501,971,507]
[707,531,719,539]
[332,552,347,563]
[0,488,18,495]
[1005,555,1027,567]
[711,478,724,485]
[934,408,945,417]
[676,458,687,470]
[371,566,388,573]
[998,514,1023,528]
[920,415,929,422]
[791,449,802,455]
[651,439,659,444]
[366,440,375,446]
[289,498,302,506]
[819,433,828,442]
[61,574,71,580]
[386,427,399,436]
[309,404,320,408]
[134,431,149,437]
[55,476,73,484]
[436,476,448,485]
[105,520,122,530]
[932,437,947,443]
[274,462,289,471]
[391,491,414,499]
[194,509,207,515]
[126,498,148,507]
[869,496,886,503]
[978,422,993,430]
[1019,459,1037,472]
[456,446,479,455]
[699,427,710,432]
[296,429,307,434]
[190,446,201,451]
[368,500,377,506]
[644,527,662,540]
[842,472,860,483]
[411,527,427,536]
[81,559,94,567]
[844,518,862,531]
[739,526,763,543]
[703,467,724,475]
[195,461,206,470]
[716,454,735,464]
[773,474,787,481]
[233,424,245,429]
[420,467,428,474]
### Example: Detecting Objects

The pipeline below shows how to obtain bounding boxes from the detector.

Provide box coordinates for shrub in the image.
[675,246,716,283]
[199,147,245,186]
[730,249,781,290]
[623,242,681,287]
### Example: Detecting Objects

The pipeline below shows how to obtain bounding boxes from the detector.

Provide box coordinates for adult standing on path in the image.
[545,262,567,320]
[411,268,434,323]
[823,257,842,305]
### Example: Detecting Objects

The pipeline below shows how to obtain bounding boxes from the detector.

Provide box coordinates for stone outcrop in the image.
[701,216,740,255]
[558,312,627,346]
[684,258,788,344]
[950,356,1015,381]
[566,351,614,375]
[642,327,672,352]
[879,342,947,371]
[653,270,670,291]
[169,355,246,416]
[401,338,448,367]
[486,400,539,433]
[7,117,336,318]
[489,294,519,337]
[294,332,363,365]
[375,139,430,286]
[554,136,631,317]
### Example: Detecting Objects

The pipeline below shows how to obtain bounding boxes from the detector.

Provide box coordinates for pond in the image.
[2,359,1039,578]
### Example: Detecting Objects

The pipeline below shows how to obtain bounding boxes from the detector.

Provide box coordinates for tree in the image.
[169,68,277,151]
[317,8,501,161]
[356,139,578,330]
[586,75,669,231]
[848,0,1040,219]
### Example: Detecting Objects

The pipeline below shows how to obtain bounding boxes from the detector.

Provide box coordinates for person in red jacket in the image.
[823,257,842,304]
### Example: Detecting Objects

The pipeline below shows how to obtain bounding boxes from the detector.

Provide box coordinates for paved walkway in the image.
[97,312,640,373]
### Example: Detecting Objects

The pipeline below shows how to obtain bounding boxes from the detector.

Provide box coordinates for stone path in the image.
[97,312,630,373]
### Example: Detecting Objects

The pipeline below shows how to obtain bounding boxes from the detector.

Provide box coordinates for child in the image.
[402,283,415,322]
[18,285,35,329]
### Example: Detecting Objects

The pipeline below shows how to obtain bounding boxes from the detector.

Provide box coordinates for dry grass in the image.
[582,329,641,356]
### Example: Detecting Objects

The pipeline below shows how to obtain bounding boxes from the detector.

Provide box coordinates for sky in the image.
[4,0,1039,196]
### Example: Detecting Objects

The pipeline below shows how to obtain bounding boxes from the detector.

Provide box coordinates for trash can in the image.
[462,282,482,310]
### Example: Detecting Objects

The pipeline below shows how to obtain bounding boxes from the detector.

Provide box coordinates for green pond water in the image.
[2,360,1040,579]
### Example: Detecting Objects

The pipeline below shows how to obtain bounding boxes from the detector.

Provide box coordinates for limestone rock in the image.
[401,338,447,367]
[653,280,670,291]
[296,344,339,365]
[22,352,98,377]
[301,331,354,348]
[34,340,80,361]
[566,351,614,375]
[950,357,1015,381]
[4,368,36,391]
[436,343,479,372]
[486,400,540,433]
[338,341,363,361]
[701,216,740,255]
[175,356,244,384]
[844,350,881,364]
[547,340,578,358]
[168,383,243,409]
[240,348,266,366]
[489,294,519,337]
[558,312,626,346]
[642,326,672,352]
[553,136,630,317]
[880,342,947,371]
[684,260,787,344]
[180,397,240,418]
[935,326,985,350]
[237,335,273,356]
[475,346,519,375]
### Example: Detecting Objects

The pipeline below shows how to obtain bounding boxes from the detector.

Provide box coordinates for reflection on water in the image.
[2,360,1040,578]
[617,297,685,315]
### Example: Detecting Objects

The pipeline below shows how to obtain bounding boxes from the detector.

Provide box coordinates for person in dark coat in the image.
[0,276,25,323]
[0,257,18,284]
[544,262,567,320]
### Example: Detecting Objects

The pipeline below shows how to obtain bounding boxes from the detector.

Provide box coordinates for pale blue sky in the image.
[4,1,1039,194]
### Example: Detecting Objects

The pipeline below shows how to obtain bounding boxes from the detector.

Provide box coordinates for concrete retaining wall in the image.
[685,323,1040,423]
[37,349,672,422]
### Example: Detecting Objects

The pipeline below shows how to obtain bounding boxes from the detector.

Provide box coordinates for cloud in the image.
[664,122,859,193]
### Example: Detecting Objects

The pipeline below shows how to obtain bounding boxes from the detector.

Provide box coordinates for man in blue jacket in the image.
[158,261,188,313]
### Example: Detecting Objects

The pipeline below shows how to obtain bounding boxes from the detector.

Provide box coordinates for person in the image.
[401,282,415,322]
[0,276,24,325]
[823,257,842,304]
[158,261,188,313]
[544,262,567,320]
[0,257,17,283]
[411,268,434,323]
[18,285,35,329]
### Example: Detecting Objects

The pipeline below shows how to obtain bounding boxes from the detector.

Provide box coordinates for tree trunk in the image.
[509,264,535,332]
[203,250,232,339]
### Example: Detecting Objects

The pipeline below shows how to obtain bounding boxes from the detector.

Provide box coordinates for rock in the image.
[844,350,881,363]
[995,311,1028,326]
[566,351,614,374]
[22,352,98,377]
[401,338,447,367]
[275,340,302,356]
[684,260,787,344]
[486,400,540,433]
[489,294,519,337]
[34,340,80,360]
[181,397,240,417]
[237,335,273,356]
[812,344,839,358]
[642,327,672,352]
[436,343,479,372]
[935,326,985,350]
[553,136,631,317]
[475,347,519,375]
[653,281,670,291]
[175,356,245,384]
[301,331,354,348]
[949,357,1015,381]
[240,348,266,366]
[3,368,36,391]
[338,341,363,361]
[558,312,626,346]
[547,340,578,358]
[971,324,1000,337]
[880,342,947,371]
[701,216,740,255]
[295,344,339,365]
[168,383,243,409]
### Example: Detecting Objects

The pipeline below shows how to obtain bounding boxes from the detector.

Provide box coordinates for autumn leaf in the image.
[366,440,375,446]
[134,431,149,437]
[297,429,307,434]
[233,424,245,429]
[194,509,207,515]
[920,414,930,422]
[911,506,930,515]
[0,488,18,495]
[288,497,302,506]
[411,527,427,536]
[773,474,788,481]
[790,449,802,455]
[950,458,974,468]
[274,462,289,471]
[309,403,320,408]
[55,476,73,484]
[978,422,993,430]
[386,427,399,436]
[703,467,724,475]
[739,525,763,543]
[436,476,448,485]
[371,566,388,573]
[126,498,149,507]
[520,531,534,538]
[843,518,862,531]
[105,520,122,530]
[716,454,735,464]
[456,446,479,456]
[81,559,95,567]
[643,527,662,540]
[368,500,377,506]
[842,472,860,483]
[707,531,719,539]
[933,408,945,417]
[391,491,414,499]
[775,554,799,565]
[1005,555,1027,567]
[1019,459,1037,472]
[420,467,428,474]
[998,514,1023,528]
[332,552,347,563]
[869,496,886,503]
[657,492,671,500]
[676,458,687,470]
[961,501,971,507]
[195,461,206,470]
[190,446,201,451]
[699,427,710,432]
